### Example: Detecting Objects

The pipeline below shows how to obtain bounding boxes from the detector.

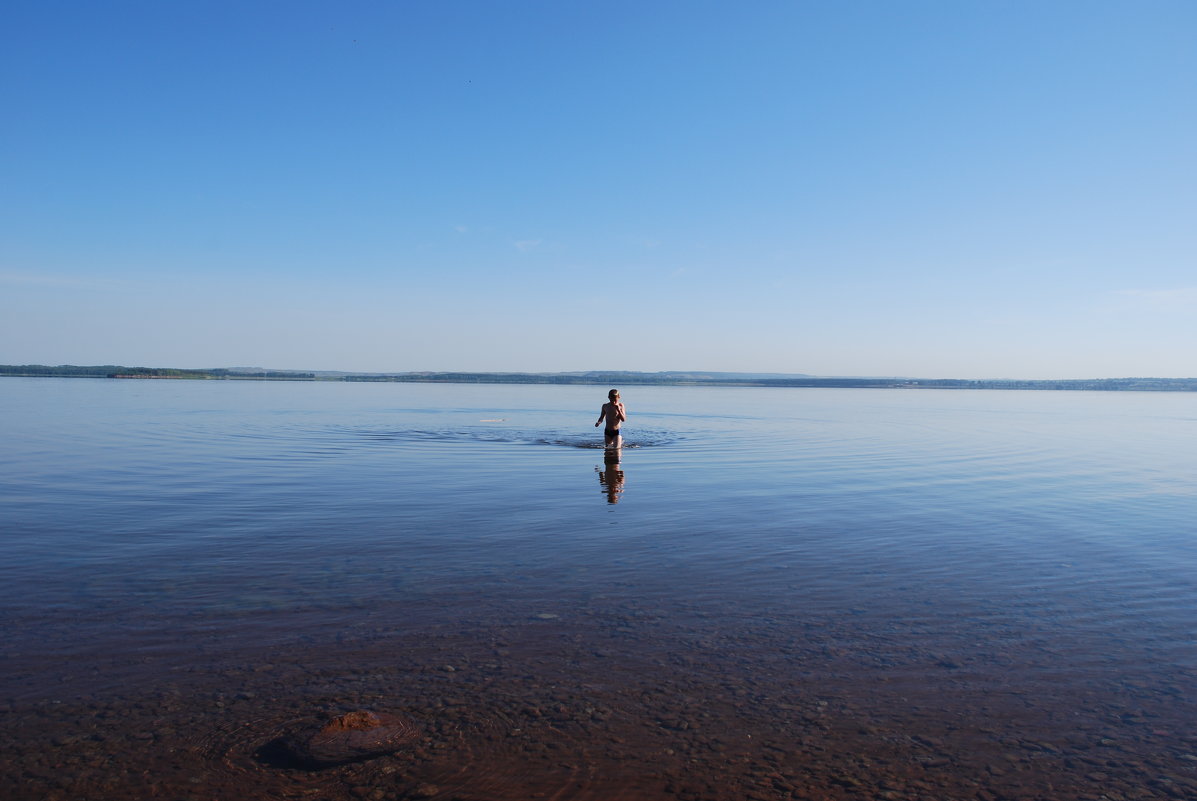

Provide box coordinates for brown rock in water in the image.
[285,710,420,767]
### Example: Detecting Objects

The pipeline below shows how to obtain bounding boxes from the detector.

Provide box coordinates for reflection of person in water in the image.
[594,389,626,447]
[597,447,625,504]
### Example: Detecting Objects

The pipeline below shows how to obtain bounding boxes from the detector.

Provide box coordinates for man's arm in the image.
[595,404,607,427]
[615,403,626,422]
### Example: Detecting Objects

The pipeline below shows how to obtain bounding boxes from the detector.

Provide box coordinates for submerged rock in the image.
[284,710,420,767]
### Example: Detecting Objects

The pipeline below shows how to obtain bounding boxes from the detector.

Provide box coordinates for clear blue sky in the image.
[2,1,1194,378]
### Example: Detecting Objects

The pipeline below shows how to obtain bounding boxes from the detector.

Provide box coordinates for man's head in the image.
[608,389,620,400]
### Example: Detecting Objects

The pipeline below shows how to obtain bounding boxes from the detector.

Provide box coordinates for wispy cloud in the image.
[1114,287,1197,307]
[514,239,542,253]
[0,270,119,290]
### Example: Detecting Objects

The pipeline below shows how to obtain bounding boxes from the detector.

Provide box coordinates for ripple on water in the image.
[316,424,684,451]
[187,698,624,801]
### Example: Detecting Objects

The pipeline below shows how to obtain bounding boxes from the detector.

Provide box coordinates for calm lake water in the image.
[3,378,1196,801]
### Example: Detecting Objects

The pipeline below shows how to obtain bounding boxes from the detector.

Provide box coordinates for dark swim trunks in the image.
[604,428,621,438]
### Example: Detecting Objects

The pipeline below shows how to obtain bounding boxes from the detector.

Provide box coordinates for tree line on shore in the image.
[2,365,1194,391]
[0,365,314,380]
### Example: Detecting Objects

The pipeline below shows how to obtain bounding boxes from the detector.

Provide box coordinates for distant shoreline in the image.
[2,365,1195,392]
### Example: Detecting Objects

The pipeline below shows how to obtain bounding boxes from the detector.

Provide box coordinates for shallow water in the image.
[2,378,1196,800]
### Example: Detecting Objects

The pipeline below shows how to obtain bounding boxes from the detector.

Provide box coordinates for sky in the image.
[2,1,1194,379]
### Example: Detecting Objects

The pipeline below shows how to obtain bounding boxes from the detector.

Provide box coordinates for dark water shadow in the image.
[254,737,313,771]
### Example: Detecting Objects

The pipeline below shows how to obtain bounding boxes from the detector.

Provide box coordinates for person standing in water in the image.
[594,389,626,446]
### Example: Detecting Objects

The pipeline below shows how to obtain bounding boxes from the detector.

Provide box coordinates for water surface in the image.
[3,378,1196,800]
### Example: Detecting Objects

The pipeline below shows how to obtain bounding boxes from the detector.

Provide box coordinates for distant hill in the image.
[570,370,814,380]
[1,365,1194,391]
[302,369,814,380]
